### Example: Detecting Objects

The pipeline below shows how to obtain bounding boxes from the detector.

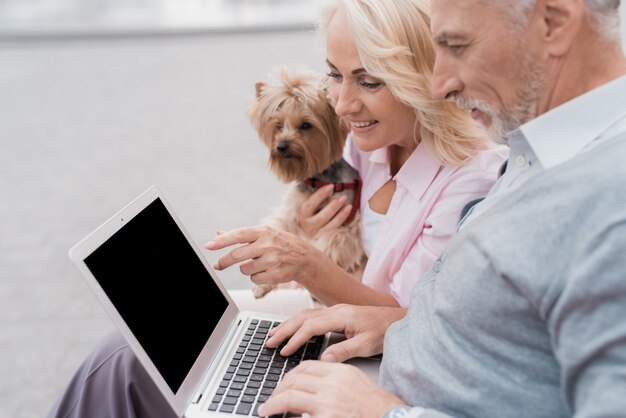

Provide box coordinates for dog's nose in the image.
[276,142,289,154]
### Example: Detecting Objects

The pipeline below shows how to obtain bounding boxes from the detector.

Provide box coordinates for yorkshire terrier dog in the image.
[249,66,365,298]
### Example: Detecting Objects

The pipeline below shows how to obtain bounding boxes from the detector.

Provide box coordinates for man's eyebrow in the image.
[326,59,366,75]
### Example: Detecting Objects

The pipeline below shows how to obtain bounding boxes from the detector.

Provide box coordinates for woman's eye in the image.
[300,122,312,130]
[326,71,342,81]
[360,80,383,90]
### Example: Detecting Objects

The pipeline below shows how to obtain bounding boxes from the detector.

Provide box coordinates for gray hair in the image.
[498,0,621,40]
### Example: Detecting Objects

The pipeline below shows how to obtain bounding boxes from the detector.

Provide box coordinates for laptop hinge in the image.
[192,316,244,404]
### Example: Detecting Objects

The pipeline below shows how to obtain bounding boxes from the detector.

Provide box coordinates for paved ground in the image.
[0,29,323,418]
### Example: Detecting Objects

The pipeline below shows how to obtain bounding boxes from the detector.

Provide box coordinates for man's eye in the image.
[300,122,312,130]
[449,44,467,54]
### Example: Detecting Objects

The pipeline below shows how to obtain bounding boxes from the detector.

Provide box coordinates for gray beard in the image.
[456,52,546,145]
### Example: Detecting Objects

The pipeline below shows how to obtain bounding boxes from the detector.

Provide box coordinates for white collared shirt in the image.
[459,74,626,230]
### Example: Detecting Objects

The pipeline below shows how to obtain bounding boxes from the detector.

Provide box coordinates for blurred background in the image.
[1,2,625,417]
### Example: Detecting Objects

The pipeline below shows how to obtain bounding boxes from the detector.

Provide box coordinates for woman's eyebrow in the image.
[326,59,366,75]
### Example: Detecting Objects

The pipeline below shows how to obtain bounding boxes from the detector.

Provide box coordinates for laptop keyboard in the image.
[207,319,324,416]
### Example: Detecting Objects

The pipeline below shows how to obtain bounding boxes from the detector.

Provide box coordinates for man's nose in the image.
[431,55,463,101]
[333,83,361,117]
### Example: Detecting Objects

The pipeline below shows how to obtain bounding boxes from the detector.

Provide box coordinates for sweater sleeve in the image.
[546,217,626,417]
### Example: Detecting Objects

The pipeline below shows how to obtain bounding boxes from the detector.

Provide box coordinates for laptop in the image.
[69,185,380,417]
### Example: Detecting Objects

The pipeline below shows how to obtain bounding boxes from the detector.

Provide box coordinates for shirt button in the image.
[433,260,442,273]
[516,155,527,166]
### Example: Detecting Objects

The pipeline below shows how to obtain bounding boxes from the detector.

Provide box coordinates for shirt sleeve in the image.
[390,170,497,307]
[546,218,626,417]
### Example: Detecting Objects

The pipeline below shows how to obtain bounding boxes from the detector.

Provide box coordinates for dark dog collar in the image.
[303,176,362,225]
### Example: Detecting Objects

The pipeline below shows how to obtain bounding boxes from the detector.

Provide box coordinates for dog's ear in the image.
[254,81,266,100]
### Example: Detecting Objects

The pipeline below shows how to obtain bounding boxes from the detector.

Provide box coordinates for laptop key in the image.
[216,387,227,395]
[236,369,250,377]
[250,374,264,382]
[262,381,277,389]
[253,367,267,375]
[236,402,253,415]
[260,387,273,396]
[223,396,238,405]
[256,361,270,369]
[230,382,245,390]
[233,375,247,383]
[227,389,242,398]
[212,395,222,403]
[219,404,235,413]
[241,395,256,404]
[246,381,261,389]
[244,387,258,396]
[209,402,219,411]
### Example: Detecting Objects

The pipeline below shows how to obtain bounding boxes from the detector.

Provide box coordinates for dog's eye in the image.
[300,122,312,130]
[276,123,283,131]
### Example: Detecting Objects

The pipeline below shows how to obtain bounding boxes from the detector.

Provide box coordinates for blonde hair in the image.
[319,0,491,164]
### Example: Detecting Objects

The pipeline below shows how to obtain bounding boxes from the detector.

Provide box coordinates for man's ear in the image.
[541,0,585,56]
[254,81,266,100]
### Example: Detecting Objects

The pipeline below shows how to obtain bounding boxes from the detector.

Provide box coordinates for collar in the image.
[517,74,626,169]
[369,141,441,201]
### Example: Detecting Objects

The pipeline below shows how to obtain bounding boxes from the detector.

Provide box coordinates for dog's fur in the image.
[249,67,365,298]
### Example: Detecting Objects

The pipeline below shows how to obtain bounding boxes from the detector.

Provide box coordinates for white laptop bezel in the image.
[69,186,240,417]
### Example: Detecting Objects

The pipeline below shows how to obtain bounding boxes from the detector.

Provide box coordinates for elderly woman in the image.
[210,0,507,310]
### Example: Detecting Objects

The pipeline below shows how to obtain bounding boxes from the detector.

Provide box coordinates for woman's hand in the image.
[298,184,353,239]
[257,361,404,418]
[205,226,321,287]
[266,304,407,362]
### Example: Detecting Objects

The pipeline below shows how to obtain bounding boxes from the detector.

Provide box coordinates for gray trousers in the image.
[46,332,177,418]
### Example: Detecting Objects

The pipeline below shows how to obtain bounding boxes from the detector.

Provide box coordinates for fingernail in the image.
[213,262,222,270]
[205,240,215,249]
[322,353,336,363]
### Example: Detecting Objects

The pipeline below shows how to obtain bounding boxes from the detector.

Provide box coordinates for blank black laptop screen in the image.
[84,197,229,394]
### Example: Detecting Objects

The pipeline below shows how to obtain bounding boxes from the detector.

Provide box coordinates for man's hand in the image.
[267,304,407,363]
[298,184,353,239]
[257,361,404,418]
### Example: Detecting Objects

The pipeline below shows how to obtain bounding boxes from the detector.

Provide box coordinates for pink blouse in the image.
[343,135,508,307]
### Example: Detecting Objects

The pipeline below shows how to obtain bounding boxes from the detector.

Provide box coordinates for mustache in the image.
[454,97,495,117]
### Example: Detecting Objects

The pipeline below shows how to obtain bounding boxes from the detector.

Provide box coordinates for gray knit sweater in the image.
[380,135,626,418]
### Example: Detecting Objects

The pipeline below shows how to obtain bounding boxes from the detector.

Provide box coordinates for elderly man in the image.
[257,0,626,417]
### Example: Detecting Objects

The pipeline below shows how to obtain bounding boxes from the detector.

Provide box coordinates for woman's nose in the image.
[333,83,361,117]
